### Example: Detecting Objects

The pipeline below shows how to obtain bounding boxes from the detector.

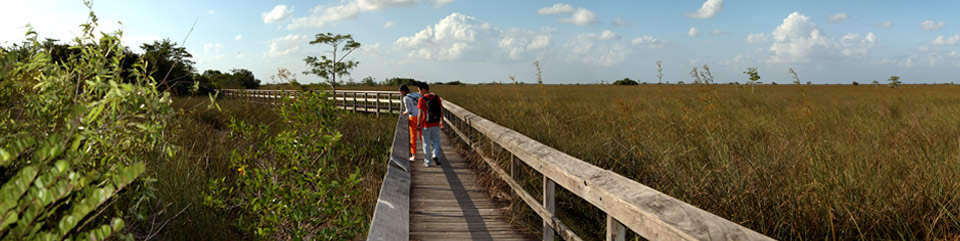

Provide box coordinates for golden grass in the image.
[425,84,960,240]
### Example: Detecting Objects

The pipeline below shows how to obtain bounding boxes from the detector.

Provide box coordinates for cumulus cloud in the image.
[827,13,848,23]
[499,28,554,60]
[597,30,620,40]
[560,8,598,26]
[711,29,726,35]
[688,27,699,37]
[383,20,395,28]
[567,33,628,66]
[394,13,555,61]
[287,0,420,29]
[920,20,944,31]
[764,12,879,63]
[537,3,574,15]
[235,34,243,41]
[746,33,769,43]
[611,17,633,27]
[928,34,960,46]
[686,0,723,19]
[394,13,497,61]
[875,21,892,28]
[262,5,294,23]
[631,36,667,49]
[264,34,308,58]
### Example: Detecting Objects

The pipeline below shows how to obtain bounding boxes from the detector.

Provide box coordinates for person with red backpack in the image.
[417,83,444,167]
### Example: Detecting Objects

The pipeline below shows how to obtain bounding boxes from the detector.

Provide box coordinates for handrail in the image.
[220,89,403,115]
[441,100,776,241]
[367,115,412,241]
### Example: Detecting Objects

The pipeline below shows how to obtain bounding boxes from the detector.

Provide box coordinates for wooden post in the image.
[511,155,521,181]
[375,93,381,116]
[606,215,626,241]
[543,177,556,241]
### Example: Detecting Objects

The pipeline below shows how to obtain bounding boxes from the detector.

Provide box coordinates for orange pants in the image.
[408,116,421,156]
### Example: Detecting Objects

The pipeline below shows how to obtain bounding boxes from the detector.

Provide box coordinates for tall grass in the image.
[430,84,960,240]
[139,97,394,239]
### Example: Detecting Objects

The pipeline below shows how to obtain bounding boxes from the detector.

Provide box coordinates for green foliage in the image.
[743,67,761,93]
[889,75,902,88]
[303,33,361,93]
[205,87,366,239]
[0,5,171,240]
[382,77,424,87]
[197,69,261,90]
[612,78,638,85]
[140,39,196,95]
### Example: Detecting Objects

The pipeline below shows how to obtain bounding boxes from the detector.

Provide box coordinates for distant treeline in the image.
[2,38,260,95]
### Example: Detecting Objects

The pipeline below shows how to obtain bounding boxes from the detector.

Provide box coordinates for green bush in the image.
[0,5,171,240]
[205,88,365,240]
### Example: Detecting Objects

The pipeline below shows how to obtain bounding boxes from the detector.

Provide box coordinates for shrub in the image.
[612,78,639,85]
[0,5,170,239]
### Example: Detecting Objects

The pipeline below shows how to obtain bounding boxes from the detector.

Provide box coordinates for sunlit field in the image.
[349,83,960,240]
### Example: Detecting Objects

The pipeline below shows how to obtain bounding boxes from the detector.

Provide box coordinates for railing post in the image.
[353,92,358,112]
[543,177,556,241]
[606,215,626,241]
[511,155,520,181]
[375,93,381,116]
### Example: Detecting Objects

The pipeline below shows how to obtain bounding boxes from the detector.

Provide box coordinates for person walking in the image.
[399,85,422,162]
[417,83,444,167]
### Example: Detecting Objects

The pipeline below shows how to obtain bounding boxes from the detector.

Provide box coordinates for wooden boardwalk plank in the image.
[409,130,535,241]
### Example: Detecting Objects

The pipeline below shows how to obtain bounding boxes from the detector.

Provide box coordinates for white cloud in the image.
[928,34,960,46]
[383,21,395,28]
[262,5,294,24]
[764,12,879,63]
[204,43,223,52]
[711,29,726,35]
[207,10,216,15]
[560,8,598,26]
[611,17,633,27]
[688,27,699,37]
[598,30,620,40]
[631,36,667,49]
[567,33,628,66]
[537,3,575,15]
[746,33,769,43]
[235,34,243,41]
[264,34,308,58]
[394,13,497,61]
[286,0,419,29]
[499,28,554,60]
[876,21,892,28]
[431,0,453,8]
[686,0,723,19]
[839,32,877,56]
[394,13,554,61]
[920,20,944,31]
[827,13,848,23]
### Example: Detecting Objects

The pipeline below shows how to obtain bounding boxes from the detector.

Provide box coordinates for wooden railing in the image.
[221,89,403,114]
[441,100,776,241]
[221,89,411,241]
[221,89,775,241]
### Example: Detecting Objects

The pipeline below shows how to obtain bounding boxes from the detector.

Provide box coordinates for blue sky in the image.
[3,0,960,84]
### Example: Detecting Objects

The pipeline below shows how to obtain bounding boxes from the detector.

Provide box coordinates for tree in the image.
[743,67,761,93]
[140,39,196,95]
[303,33,360,94]
[888,75,901,88]
[612,78,639,85]
[361,76,377,86]
[231,68,261,89]
[656,60,664,84]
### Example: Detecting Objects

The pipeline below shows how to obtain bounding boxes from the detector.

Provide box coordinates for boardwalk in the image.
[408,130,535,241]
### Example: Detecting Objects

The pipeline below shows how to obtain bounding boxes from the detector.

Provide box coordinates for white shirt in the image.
[402,92,422,117]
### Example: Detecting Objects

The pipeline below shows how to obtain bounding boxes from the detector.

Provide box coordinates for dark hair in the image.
[417,82,430,91]
[399,84,410,93]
